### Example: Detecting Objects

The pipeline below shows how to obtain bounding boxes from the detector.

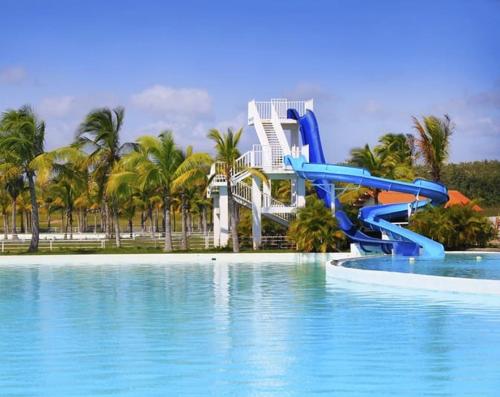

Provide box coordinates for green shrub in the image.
[409,204,495,250]
[287,196,346,253]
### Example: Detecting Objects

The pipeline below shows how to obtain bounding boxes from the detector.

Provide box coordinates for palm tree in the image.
[40,187,59,232]
[0,189,10,239]
[0,105,45,251]
[33,146,90,238]
[4,176,24,239]
[409,204,494,250]
[349,144,386,204]
[374,133,416,180]
[207,128,244,252]
[173,147,213,250]
[288,196,345,252]
[189,189,212,248]
[412,115,454,182]
[375,133,415,165]
[109,131,211,251]
[77,107,131,246]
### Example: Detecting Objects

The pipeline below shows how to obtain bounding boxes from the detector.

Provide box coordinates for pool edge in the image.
[327,252,500,296]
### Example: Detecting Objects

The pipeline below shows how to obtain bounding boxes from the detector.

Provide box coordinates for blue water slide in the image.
[285,109,449,258]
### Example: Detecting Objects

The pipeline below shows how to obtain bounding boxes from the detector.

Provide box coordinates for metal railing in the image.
[232,180,294,225]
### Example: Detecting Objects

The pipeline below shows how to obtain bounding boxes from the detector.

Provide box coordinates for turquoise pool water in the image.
[343,253,500,280]
[1,259,500,396]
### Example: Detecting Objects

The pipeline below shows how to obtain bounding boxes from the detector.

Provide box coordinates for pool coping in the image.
[0,252,354,266]
[327,251,500,296]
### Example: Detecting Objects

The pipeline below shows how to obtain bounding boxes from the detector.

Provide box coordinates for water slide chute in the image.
[285,109,448,258]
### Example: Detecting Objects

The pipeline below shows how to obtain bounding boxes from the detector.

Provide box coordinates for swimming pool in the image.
[343,253,500,280]
[1,255,499,396]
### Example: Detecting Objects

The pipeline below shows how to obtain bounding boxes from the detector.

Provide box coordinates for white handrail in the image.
[230,180,294,224]
[254,99,311,120]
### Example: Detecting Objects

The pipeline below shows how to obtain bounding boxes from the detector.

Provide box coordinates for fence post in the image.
[50,240,53,251]
[1,241,4,253]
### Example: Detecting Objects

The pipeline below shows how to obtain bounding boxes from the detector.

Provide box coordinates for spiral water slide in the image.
[285,109,448,258]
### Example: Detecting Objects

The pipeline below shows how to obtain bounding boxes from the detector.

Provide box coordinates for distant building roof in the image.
[377,190,482,211]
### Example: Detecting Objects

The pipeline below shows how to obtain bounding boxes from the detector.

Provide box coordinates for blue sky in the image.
[1,0,499,161]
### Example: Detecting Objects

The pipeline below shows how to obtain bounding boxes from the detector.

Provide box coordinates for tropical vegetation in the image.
[0,105,497,254]
[409,204,495,250]
[288,196,346,252]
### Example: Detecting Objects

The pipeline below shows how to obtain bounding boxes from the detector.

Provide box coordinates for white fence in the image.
[0,233,213,253]
[0,234,293,253]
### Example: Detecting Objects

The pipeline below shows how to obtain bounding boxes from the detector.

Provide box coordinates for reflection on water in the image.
[0,260,499,396]
[343,253,500,280]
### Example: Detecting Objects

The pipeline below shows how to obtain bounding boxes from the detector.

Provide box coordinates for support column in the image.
[290,125,299,150]
[219,186,229,247]
[262,179,272,201]
[213,194,220,247]
[330,183,336,214]
[251,176,262,250]
[295,177,306,208]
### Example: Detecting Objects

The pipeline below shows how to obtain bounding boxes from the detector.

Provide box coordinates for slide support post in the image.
[330,183,336,215]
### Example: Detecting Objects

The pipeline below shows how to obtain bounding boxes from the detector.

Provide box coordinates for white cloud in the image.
[136,119,212,151]
[131,85,212,116]
[0,66,27,84]
[39,96,75,118]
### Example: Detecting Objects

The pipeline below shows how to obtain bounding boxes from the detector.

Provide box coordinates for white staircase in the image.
[262,121,280,146]
[231,179,293,227]
[208,149,294,227]
[209,99,313,244]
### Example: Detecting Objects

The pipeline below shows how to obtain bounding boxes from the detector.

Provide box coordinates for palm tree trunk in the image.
[109,207,114,238]
[154,207,159,233]
[187,209,192,235]
[163,192,173,252]
[202,205,208,249]
[20,210,25,234]
[140,211,145,233]
[197,210,203,233]
[76,210,81,234]
[3,213,8,240]
[47,209,51,231]
[64,209,69,240]
[181,192,188,250]
[62,209,66,238]
[104,200,111,238]
[11,198,18,240]
[128,218,133,238]
[68,208,73,240]
[172,206,176,232]
[227,180,239,253]
[148,205,154,237]
[433,166,441,183]
[27,172,40,252]
[113,206,121,248]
